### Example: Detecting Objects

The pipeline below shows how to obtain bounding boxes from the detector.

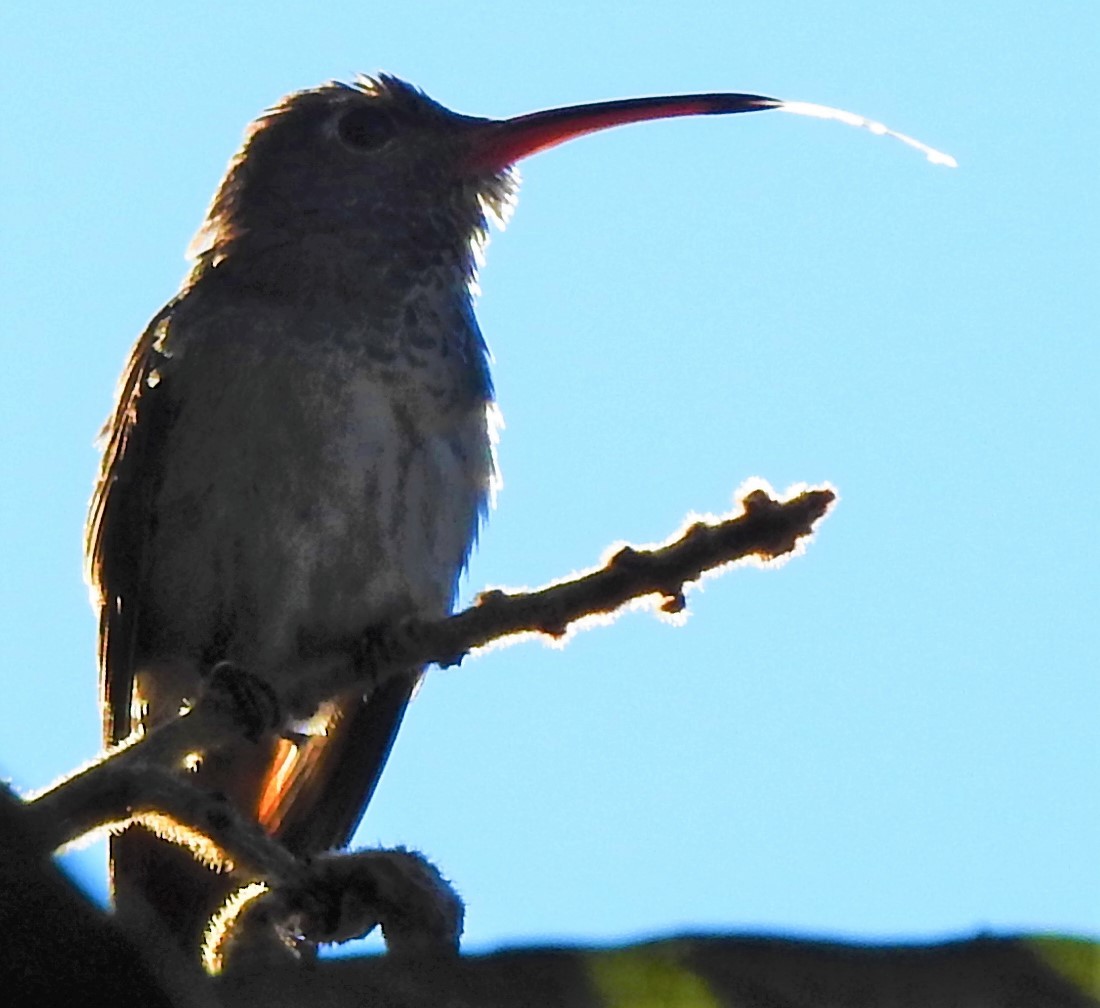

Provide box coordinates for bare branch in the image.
[294,484,836,712]
[26,761,300,882]
[203,848,463,975]
[28,484,834,856]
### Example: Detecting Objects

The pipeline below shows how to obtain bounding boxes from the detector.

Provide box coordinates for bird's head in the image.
[189,75,510,269]
[188,74,784,280]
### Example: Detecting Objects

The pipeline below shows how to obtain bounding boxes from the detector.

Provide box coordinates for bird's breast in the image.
[144,304,493,675]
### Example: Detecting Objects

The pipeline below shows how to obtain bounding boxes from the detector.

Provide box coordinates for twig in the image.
[293,484,835,712]
[29,483,835,852]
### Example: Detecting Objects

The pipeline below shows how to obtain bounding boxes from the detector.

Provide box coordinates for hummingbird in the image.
[85,74,949,961]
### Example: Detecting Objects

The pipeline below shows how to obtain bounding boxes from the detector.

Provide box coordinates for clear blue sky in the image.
[2,2,1097,956]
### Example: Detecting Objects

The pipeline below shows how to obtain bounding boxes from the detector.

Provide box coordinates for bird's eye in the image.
[335,107,397,151]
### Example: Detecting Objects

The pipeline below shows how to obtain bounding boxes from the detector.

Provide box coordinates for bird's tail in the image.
[255,671,418,855]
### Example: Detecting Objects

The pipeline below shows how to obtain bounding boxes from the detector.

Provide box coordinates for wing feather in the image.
[85,302,178,745]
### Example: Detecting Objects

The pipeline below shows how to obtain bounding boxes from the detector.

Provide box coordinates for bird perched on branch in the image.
[87,74,895,962]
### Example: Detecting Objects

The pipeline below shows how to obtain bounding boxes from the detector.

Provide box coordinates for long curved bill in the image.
[468,92,956,170]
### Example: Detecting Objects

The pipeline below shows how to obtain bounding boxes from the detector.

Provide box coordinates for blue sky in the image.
[2,2,1097,955]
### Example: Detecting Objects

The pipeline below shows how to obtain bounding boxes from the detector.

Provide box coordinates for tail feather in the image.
[258,672,418,856]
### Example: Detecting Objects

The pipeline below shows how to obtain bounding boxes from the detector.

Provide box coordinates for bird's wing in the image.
[85,302,178,746]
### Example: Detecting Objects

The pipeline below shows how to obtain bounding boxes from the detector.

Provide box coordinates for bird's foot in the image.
[204,661,281,743]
